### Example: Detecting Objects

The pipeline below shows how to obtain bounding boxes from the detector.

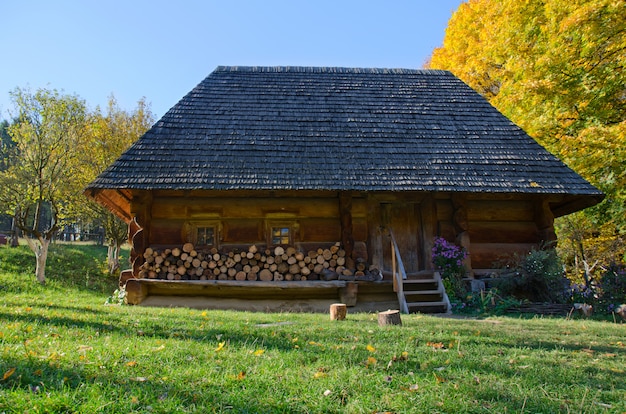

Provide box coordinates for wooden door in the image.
[381,202,422,274]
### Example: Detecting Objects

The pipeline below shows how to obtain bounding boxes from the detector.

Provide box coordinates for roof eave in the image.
[551,193,605,218]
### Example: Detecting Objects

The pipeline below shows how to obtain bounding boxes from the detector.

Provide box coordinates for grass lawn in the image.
[1,243,625,413]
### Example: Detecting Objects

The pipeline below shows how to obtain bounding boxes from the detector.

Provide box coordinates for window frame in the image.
[185,220,221,249]
[266,220,297,247]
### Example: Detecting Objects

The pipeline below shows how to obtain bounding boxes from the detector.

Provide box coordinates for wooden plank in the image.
[299,218,341,242]
[352,217,368,242]
[469,221,539,244]
[469,243,537,269]
[222,220,262,243]
[467,199,535,222]
[339,192,354,259]
[150,196,341,219]
[420,196,435,271]
[139,279,347,300]
[366,198,383,271]
[150,219,184,246]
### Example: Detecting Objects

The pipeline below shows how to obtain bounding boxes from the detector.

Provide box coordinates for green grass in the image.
[1,244,625,413]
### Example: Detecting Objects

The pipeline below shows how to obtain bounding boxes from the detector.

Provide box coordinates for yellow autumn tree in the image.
[429,0,626,273]
[71,96,154,273]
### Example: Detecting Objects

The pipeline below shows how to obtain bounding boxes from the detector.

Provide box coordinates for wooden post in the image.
[125,279,148,305]
[452,195,472,275]
[330,303,347,320]
[378,310,402,326]
[339,192,354,260]
[534,197,557,247]
[339,282,358,306]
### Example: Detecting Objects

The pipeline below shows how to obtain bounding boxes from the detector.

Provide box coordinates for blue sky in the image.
[1,1,464,120]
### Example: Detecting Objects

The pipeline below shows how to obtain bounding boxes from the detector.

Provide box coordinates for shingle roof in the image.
[87,66,603,199]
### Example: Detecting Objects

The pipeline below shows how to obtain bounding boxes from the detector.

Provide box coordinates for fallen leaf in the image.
[407,384,419,392]
[434,373,446,383]
[323,389,332,396]
[131,377,148,382]
[313,371,326,379]
[2,367,16,381]
[253,349,265,356]
[215,342,225,352]
[126,361,138,367]
[237,371,246,380]
[366,357,377,366]
[426,342,445,349]
[366,344,376,353]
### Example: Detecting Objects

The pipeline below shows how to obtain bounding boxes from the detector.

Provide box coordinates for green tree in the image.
[74,96,153,274]
[0,88,87,283]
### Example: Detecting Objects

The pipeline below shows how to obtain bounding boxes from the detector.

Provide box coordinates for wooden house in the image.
[85,66,603,313]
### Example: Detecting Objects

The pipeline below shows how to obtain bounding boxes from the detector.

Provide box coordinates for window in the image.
[271,226,291,246]
[184,220,220,248]
[196,226,216,247]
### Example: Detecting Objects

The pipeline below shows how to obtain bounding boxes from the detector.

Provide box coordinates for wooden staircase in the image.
[388,229,450,314]
[402,272,449,314]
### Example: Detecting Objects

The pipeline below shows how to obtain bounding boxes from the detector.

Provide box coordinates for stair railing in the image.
[388,229,409,314]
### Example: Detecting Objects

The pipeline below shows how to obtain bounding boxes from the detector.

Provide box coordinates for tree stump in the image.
[378,310,402,326]
[330,303,347,321]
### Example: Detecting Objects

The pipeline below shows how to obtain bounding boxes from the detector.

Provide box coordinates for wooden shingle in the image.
[87,66,602,207]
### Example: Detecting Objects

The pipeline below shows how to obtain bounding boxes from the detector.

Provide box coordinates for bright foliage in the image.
[429,0,626,233]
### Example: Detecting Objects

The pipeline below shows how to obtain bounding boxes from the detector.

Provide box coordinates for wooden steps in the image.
[400,272,450,314]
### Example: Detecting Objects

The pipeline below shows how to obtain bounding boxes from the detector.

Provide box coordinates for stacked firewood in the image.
[138,242,375,282]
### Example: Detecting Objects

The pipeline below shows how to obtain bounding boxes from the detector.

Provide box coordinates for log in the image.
[330,303,347,321]
[378,310,402,327]
[182,242,194,253]
[259,269,273,281]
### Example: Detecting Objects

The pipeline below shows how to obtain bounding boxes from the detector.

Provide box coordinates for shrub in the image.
[431,237,467,299]
[494,248,569,303]
[596,264,626,313]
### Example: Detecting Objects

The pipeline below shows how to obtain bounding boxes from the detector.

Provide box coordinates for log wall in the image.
[128,190,557,281]
[435,195,553,271]
[134,190,370,261]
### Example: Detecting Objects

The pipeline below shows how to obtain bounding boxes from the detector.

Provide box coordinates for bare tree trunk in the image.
[10,216,19,247]
[107,240,121,275]
[25,236,50,284]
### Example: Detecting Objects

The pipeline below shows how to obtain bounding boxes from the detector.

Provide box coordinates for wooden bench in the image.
[125,278,358,306]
